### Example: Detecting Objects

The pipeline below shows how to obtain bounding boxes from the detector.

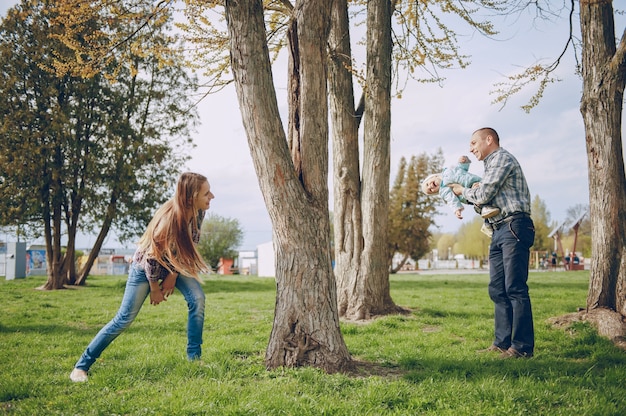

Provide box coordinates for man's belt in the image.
[489,212,530,231]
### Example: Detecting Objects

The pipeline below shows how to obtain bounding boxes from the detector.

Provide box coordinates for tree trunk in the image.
[579,0,626,336]
[329,0,403,320]
[225,0,352,373]
[359,0,401,317]
[41,171,68,290]
[328,0,365,319]
[74,194,118,285]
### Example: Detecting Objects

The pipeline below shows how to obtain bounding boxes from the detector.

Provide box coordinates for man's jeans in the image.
[488,216,535,355]
[74,263,205,371]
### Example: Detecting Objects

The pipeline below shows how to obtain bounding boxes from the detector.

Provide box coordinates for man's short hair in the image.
[474,127,500,145]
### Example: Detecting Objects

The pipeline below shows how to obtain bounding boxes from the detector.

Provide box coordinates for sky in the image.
[1,1,625,251]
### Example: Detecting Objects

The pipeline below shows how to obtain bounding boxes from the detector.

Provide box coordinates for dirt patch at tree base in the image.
[548,307,626,351]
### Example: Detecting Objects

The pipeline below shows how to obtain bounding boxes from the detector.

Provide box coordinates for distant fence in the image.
[416,258,487,271]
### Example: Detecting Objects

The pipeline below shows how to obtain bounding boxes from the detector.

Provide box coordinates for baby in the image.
[422,155,500,220]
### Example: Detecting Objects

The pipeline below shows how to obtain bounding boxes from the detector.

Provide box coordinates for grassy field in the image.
[1,271,624,415]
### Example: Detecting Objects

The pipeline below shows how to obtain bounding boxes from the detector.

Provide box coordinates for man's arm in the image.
[463,152,513,205]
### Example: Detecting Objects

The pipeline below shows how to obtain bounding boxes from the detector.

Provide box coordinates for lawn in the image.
[1,271,624,415]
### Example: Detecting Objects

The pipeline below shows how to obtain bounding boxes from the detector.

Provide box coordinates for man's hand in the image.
[454,208,464,219]
[448,183,464,196]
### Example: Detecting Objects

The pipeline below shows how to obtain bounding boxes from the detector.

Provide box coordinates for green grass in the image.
[1,271,624,415]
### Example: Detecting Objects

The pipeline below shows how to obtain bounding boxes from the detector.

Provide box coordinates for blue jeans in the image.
[74,263,205,371]
[488,216,535,355]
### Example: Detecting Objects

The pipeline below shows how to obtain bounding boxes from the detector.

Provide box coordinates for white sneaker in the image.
[70,368,88,382]
[481,206,500,219]
[480,223,493,238]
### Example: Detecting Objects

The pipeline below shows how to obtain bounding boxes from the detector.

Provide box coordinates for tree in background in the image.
[0,1,196,289]
[388,151,443,273]
[454,217,490,261]
[531,195,554,253]
[197,213,244,270]
[436,233,456,261]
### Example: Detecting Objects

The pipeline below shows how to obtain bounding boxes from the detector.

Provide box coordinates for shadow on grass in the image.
[399,355,595,384]
[349,341,626,384]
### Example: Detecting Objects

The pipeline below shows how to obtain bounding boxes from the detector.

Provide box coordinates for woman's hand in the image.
[161,272,178,298]
[149,281,166,305]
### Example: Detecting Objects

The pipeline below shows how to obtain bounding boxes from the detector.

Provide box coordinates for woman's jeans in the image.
[74,263,205,371]
[488,216,535,355]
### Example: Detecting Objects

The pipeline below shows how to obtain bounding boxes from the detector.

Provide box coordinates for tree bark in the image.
[225,0,352,372]
[42,164,69,290]
[328,0,365,319]
[579,0,626,334]
[329,0,403,320]
[359,0,402,317]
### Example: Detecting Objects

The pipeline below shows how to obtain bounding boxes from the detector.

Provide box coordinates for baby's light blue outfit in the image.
[439,162,482,214]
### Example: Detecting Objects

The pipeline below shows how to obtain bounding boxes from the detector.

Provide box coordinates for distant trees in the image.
[197,214,244,269]
[531,195,554,253]
[424,196,588,265]
[454,217,490,260]
[0,1,197,288]
[388,151,443,273]
[436,233,456,261]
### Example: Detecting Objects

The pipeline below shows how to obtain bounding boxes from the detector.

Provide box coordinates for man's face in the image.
[469,132,490,161]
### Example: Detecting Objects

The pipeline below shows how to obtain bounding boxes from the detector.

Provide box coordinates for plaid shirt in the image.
[462,148,531,223]
[133,209,206,282]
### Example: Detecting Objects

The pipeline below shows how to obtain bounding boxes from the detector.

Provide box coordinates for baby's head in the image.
[458,155,471,164]
[421,174,442,195]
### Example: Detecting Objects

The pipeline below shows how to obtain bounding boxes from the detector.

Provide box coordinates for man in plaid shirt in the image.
[449,127,535,359]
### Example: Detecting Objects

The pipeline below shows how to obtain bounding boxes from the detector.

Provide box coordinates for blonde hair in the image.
[138,172,209,281]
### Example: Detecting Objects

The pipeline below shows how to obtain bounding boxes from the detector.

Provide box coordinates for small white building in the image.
[256,241,275,277]
[236,250,258,275]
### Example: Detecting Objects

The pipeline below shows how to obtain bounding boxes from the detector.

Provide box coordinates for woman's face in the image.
[194,181,214,211]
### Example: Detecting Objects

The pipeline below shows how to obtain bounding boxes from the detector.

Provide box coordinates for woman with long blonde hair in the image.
[70,172,214,382]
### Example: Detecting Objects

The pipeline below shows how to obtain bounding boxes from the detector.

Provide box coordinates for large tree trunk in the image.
[328,0,365,319]
[225,0,352,372]
[579,0,626,338]
[359,0,401,317]
[329,0,403,320]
